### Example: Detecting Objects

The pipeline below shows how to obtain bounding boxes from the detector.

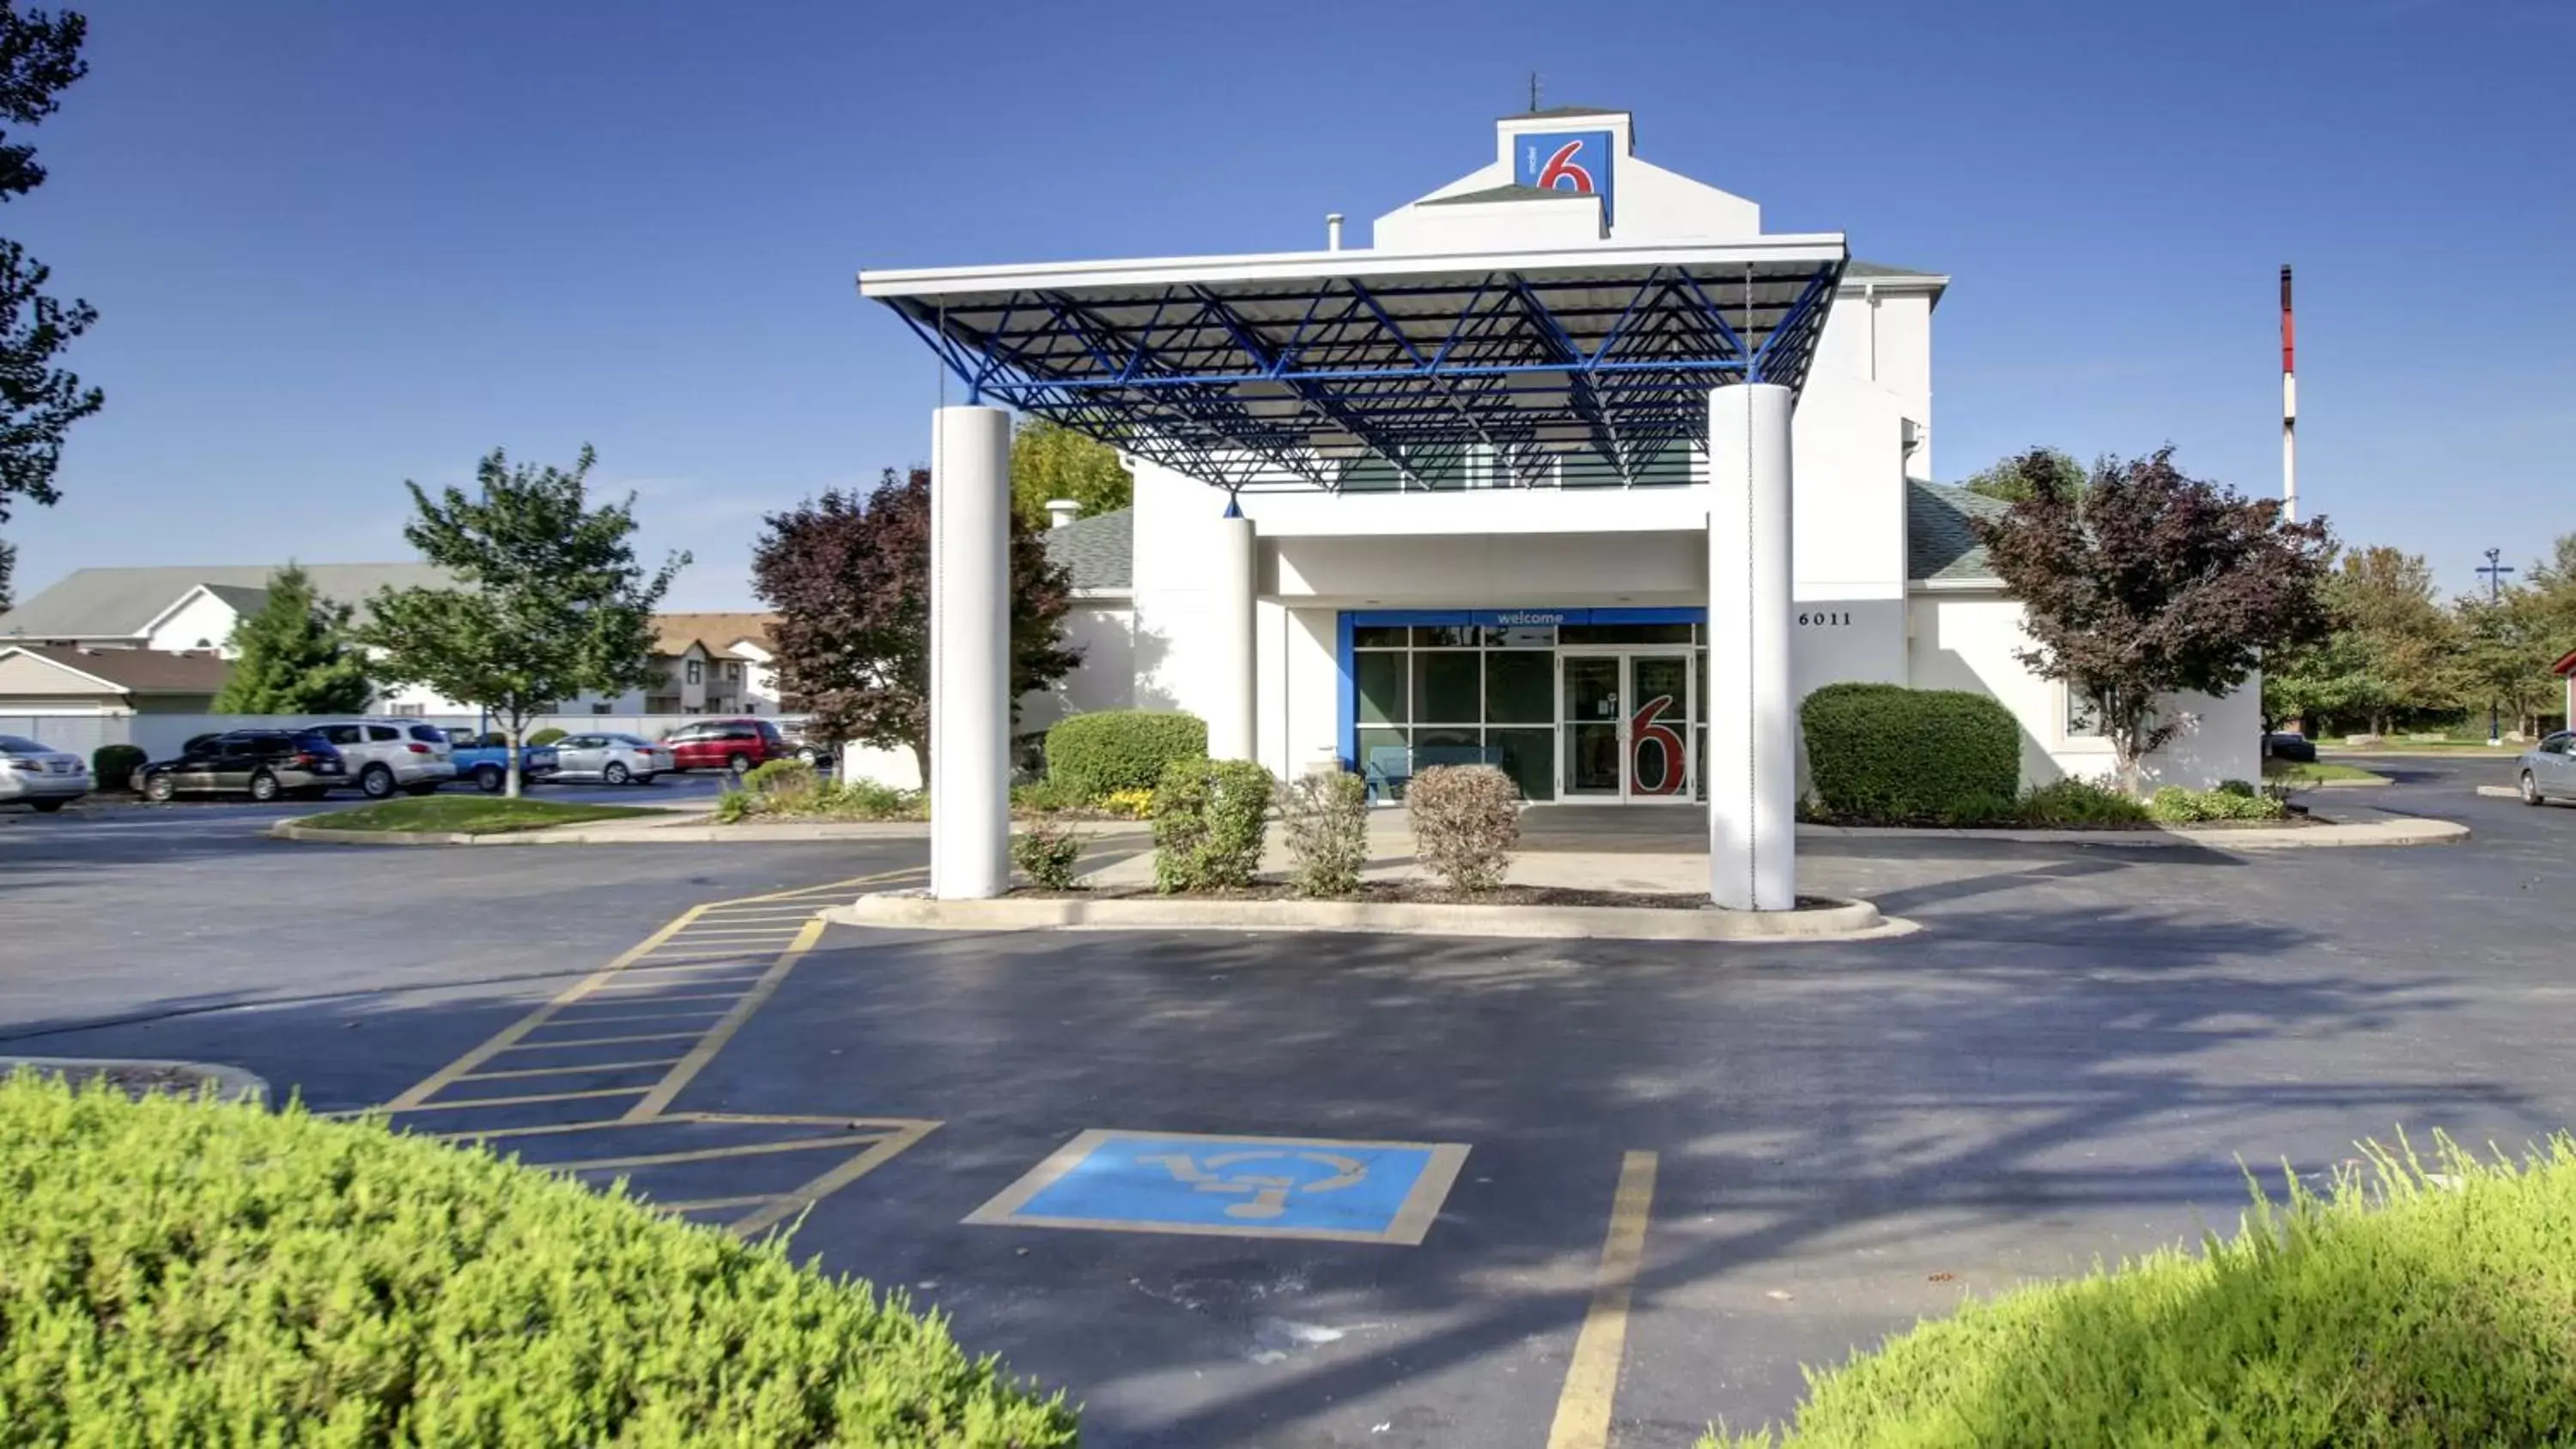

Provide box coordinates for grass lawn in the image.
[2263,758,2391,786]
[301,795,665,834]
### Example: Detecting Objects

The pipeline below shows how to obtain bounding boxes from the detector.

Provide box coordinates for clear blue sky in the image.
[9,0,2572,609]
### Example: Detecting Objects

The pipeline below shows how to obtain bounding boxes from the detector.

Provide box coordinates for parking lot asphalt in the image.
[3,756,2571,1447]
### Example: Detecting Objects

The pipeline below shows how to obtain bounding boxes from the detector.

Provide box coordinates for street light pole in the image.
[2476,547,2516,747]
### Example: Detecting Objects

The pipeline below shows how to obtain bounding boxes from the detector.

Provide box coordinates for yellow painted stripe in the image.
[454,1058,685,1082]
[500,1030,709,1051]
[546,1131,878,1173]
[726,1119,940,1239]
[650,1194,778,1215]
[1546,1150,1659,1449]
[534,1008,731,1026]
[623,917,826,1121]
[384,1086,649,1113]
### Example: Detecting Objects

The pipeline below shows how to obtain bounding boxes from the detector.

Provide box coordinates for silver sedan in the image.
[547,731,672,786]
[0,733,91,813]
[2516,731,2575,806]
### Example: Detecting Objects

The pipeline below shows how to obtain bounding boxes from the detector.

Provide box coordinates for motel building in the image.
[857,106,2257,906]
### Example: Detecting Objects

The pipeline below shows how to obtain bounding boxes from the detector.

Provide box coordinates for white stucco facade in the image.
[992,109,2257,806]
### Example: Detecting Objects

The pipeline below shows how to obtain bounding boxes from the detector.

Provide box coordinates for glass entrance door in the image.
[1558,652,1695,802]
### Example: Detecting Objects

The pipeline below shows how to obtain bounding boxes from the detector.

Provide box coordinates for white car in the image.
[547,731,673,785]
[308,719,458,799]
[0,733,91,812]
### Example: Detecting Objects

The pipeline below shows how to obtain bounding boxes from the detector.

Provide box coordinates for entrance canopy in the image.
[860,237,1848,493]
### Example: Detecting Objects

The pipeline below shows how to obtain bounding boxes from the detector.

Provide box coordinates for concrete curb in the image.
[1795,818,2469,849]
[2,1056,269,1103]
[823,891,1905,943]
[268,817,1145,846]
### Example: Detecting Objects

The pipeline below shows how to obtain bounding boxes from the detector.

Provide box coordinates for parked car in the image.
[661,718,789,774]
[440,729,562,792]
[2263,731,2318,764]
[0,733,90,812]
[137,730,347,803]
[2517,731,2574,806]
[308,719,458,799]
[775,719,835,770]
[549,732,673,785]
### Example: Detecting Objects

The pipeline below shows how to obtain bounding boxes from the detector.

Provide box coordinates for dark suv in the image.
[137,730,348,803]
[661,718,788,774]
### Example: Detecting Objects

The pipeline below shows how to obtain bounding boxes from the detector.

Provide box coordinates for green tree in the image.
[1974,446,2336,790]
[210,563,374,714]
[1009,417,1130,530]
[0,533,13,611]
[2453,583,2560,741]
[1959,447,2087,505]
[362,446,687,796]
[0,5,100,524]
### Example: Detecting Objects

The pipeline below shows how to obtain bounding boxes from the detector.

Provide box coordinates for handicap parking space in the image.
[968,1129,1471,1244]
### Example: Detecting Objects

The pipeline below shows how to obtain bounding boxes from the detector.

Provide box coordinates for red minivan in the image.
[661,718,789,774]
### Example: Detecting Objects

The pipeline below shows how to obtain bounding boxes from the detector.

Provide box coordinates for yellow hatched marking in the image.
[429,1110,924,1144]
[536,1009,731,1027]
[649,1194,776,1214]
[547,1132,877,1173]
[501,1030,709,1050]
[385,1086,649,1113]
[624,918,826,1121]
[726,1120,941,1239]
[1546,1150,1659,1449]
[455,1058,685,1082]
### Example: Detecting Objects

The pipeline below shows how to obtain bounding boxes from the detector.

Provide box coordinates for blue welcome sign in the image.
[1514,130,1615,225]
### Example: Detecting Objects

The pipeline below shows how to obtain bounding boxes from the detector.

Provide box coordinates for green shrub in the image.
[1047,710,1206,801]
[1940,791,2018,828]
[90,743,146,791]
[740,756,823,809]
[1010,779,1083,815]
[1282,770,1369,897]
[712,789,752,824]
[2148,785,2288,823]
[526,726,568,746]
[2016,775,2151,828]
[1705,1133,2576,1449]
[824,777,923,820]
[1406,763,1521,893]
[1151,758,1272,892]
[1801,683,2019,825]
[1012,822,1084,888]
[0,1072,1074,1446]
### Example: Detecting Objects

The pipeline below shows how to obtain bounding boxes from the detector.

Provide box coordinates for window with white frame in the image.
[2064,684,2109,739]
[685,658,702,685]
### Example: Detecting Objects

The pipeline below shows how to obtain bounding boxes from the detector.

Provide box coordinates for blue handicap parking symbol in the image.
[966,1130,1472,1244]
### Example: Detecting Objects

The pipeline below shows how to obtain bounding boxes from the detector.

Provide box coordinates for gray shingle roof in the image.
[1042,508,1132,593]
[1908,481,2007,583]
[0,563,459,640]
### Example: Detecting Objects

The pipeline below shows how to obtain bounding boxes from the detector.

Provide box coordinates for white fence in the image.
[0,712,816,763]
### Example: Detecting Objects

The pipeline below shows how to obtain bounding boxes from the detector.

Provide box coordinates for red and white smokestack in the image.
[2281,264,2298,523]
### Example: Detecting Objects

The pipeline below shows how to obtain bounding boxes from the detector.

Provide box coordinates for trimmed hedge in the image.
[1046,710,1206,802]
[0,1072,1073,1446]
[1801,683,2019,826]
[2148,780,2288,823]
[1708,1134,2576,1447]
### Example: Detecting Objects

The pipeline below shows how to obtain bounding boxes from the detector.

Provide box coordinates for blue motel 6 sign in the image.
[1514,130,1615,225]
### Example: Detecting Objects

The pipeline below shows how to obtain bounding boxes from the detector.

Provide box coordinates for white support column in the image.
[929,404,1011,899]
[1707,383,1798,912]
[1208,505,1259,761]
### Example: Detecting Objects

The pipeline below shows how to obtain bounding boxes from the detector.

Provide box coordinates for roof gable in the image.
[1043,508,1132,593]
[1908,481,2008,583]
[0,562,457,641]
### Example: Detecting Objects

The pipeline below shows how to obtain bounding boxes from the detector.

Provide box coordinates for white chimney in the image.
[1326,213,1344,251]
[1045,499,1080,530]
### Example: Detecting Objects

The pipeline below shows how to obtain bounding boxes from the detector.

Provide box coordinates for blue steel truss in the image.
[878,256,1847,493]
